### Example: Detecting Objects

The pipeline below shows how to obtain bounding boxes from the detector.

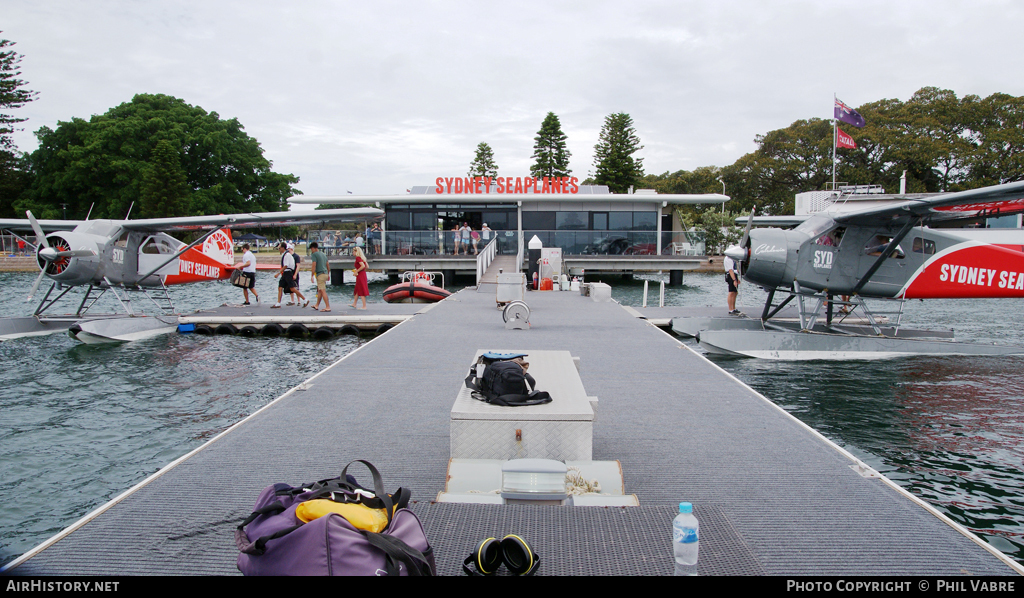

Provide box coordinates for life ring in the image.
[414,271,432,284]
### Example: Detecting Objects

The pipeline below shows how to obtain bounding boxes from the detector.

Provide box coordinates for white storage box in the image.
[451,350,594,461]
[589,282,612,302]
[496,272,526,304]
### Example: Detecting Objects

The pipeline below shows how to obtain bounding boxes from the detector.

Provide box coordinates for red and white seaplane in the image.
[673,180,1024,359]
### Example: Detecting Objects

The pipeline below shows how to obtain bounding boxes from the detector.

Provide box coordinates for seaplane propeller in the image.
[725,208,755,274]
[26,210,95,302]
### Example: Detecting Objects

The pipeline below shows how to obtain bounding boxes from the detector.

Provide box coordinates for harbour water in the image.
[1,270,1022,568]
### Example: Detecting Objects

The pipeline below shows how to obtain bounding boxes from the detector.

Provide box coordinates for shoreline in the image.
[0,254,727,273]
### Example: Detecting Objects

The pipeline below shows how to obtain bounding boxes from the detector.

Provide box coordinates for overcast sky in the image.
[5,0,1024,207]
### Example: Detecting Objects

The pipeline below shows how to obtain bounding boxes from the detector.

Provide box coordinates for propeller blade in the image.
[26,269,46,302]
[26,210,49,249]
[740,208,755,250]
[53,249,96,259]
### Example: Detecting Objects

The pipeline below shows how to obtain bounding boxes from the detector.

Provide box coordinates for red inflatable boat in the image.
[383,272,452,303]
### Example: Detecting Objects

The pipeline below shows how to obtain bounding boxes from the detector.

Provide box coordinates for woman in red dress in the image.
[351,246,369,309]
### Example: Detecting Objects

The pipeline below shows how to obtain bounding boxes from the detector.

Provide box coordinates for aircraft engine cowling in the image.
[742,228,791,290]
[35,232,101,286]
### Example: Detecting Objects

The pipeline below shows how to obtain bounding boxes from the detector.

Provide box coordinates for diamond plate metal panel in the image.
[451,419,592,460]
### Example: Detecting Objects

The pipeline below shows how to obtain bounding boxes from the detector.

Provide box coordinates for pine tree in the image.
[468,142,498,178]
[530,112,571,179]
[592,113,644,193]
[0,34,38,217]
[139,139,190,218]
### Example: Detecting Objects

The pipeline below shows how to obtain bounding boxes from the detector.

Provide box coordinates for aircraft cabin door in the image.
[138,234,181,280]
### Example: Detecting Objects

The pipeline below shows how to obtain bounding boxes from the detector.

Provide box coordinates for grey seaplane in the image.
[673,180,1024,359]
[0,207,383,343]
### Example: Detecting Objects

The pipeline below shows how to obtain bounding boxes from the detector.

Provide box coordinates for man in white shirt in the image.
[724,247,743,316]
[234,243,260,305]
[272,242,296,308]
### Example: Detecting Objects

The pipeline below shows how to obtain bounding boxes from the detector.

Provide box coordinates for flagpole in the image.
[832,93,837,190]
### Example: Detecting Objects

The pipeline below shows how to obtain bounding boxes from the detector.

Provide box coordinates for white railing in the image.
[475,237,498,285]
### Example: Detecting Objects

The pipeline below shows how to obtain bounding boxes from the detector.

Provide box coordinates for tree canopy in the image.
[0,34,37,217]
[591,113,644,193]
[468,142,498,179]
[530,112,571,179]
[645,87,1024,217]
[18,93,300,220]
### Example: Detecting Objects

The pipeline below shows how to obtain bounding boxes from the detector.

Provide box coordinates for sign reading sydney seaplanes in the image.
[435,176,580,194]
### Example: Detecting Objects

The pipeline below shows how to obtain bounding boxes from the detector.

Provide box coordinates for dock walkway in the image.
[8,289,1020,575]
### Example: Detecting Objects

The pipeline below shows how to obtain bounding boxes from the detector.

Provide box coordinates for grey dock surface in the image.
[8,289,1021,575]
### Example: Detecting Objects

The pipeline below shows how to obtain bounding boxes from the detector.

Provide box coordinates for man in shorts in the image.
[724,248,743,316]
[287,243,309,307]
[309,242,331,312]
[235,243,260,305]
[272,242,296,308]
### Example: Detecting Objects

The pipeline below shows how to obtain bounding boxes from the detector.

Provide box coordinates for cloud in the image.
[5,0,1024,197]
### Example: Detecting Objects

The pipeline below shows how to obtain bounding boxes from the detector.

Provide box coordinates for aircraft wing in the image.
[117,208,384,232]
[0,218,82,232]
[733,215,810,227]
[832,180,1024,227]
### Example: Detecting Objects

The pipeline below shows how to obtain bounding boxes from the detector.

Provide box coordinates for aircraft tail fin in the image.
[201,229,235,266]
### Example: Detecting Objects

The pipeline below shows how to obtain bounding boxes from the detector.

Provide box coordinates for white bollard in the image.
[660,281,665,308]
[642,280,649,308]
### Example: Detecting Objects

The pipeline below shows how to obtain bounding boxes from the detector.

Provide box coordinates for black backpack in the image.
[465,357,552,407]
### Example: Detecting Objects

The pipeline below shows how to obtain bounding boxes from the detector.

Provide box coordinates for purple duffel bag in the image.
[236,460,435,576]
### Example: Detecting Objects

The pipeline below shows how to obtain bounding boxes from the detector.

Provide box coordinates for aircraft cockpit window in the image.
[140,237,175,255]
[115,231,130,248]
[865,236,905,259]
[795,216,836,239]
[912,237,936,254]
[815,227,846,247]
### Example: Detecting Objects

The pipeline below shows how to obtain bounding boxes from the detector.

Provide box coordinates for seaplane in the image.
[0,207,382,343]
[673,180,1024,359]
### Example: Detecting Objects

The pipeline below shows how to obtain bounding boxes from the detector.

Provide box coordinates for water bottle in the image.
[673,502,699,576]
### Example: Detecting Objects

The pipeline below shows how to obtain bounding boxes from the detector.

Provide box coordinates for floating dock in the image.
[5,288,1021,575]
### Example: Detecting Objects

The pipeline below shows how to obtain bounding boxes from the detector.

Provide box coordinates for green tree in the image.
[18,93,299,220]
[0,34,38,217]
[530,112,571,179]
[468,142,498,178]
[592,113,644,193]
[139,139,189,218]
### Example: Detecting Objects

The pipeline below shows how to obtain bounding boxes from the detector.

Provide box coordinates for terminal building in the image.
[292,184,729,285]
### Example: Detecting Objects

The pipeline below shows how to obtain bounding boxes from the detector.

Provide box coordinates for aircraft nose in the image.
[724,245,746,263]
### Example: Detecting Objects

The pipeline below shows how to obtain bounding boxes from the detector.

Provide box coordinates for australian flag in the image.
[834,98,866,128]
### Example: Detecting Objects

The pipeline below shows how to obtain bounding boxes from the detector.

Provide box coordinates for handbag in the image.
[230,269,247,288]
[236,460,435,576]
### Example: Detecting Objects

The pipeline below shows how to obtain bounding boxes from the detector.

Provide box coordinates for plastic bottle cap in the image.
[678,502,693,514]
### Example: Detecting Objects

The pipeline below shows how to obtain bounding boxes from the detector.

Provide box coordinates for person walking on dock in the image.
[287,243,310,308]
[235,243,260,305]
[272,242,297,308]
[350,246,369,310]
[309,242,331,312]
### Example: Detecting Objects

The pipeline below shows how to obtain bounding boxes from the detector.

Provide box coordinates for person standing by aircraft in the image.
[724,248,743,316]
[309,242,331,312]
[235,243,260,305]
